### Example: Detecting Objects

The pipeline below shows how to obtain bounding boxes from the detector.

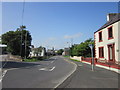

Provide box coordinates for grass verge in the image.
[23,58,39,62]
[23,56,49,62]
[64,56,70,58]
[70,59,80,62]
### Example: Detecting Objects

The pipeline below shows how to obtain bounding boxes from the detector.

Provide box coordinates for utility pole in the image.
[20,26,23,58]
[71,38,73,47]
[25,31,27,59]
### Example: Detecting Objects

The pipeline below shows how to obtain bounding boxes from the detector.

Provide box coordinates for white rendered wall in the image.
[118,21,120,62]
[95,21,119,62]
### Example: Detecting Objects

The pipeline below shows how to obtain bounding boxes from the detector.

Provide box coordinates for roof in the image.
[94,13,120,33]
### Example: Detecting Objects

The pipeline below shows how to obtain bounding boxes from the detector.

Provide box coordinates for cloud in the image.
[64,32,82,39]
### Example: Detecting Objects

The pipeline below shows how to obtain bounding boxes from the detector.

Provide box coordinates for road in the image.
[1,56,119,89]
[2,56,77,88]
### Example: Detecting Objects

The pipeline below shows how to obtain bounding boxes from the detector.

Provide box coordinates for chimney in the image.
[107,13,117,21]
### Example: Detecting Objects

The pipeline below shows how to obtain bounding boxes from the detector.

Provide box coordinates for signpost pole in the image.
[89,44,94,71]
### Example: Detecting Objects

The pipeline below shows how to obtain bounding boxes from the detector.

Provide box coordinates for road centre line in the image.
[51,61,55,63]
[39,66,56,71]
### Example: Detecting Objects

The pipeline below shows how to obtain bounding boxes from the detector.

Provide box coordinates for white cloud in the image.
[64,32,82,39]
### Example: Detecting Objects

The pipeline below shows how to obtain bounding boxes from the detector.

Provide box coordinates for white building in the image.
[94,13,120,64]
[0,36,7,54]
[29,46,46,57]
[62,48,70,56]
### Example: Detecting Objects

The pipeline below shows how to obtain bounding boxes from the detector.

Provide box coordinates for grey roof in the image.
[94,13,120,33]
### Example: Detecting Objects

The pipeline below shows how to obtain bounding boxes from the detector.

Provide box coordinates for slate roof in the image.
[94,13,120,33]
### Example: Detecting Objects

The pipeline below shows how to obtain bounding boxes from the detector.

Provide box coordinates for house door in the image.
[108,44,115,62]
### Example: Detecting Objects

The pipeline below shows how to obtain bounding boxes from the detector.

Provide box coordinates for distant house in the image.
[47,47,55,56]
[29,46,46,57]
[62,48,70,56]
[0,36,7,54]
[94,13,120,64]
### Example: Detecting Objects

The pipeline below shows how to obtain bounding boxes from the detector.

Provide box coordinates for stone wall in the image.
[0,54,22,62]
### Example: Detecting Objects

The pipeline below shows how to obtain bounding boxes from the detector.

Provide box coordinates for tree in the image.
[2,25,32,58]
[57,49,64,55]
[70,38,94,57]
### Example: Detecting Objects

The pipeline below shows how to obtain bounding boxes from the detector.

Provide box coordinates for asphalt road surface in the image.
[2,56,77,88]
[1,56,119,89]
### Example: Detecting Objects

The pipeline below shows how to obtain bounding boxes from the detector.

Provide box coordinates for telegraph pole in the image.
[20,26,23,58]
[25,31,27,59]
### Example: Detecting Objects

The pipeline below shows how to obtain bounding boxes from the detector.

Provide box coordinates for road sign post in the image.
[88,44,94,71]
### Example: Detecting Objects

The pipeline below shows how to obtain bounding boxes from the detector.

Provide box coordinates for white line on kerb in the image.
[54,58,77,88]
[0,70,7,82]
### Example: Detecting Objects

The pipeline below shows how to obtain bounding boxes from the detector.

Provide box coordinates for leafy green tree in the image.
[70,38,94,57]
[2,25,32,58]
[57,49,64,55]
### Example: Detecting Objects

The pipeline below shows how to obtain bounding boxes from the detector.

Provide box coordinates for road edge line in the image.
[53,57,77,89]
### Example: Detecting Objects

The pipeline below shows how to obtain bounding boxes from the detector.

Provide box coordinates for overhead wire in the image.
[20,0,25,57]
[21,0,25,26]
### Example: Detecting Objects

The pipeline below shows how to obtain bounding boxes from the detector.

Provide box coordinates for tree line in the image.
[1,25,32,58]
[70,38,95,57]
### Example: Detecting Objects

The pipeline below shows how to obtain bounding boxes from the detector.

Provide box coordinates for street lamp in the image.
[88,44,94,71]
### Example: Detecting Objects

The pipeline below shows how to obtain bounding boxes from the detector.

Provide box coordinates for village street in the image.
[2,56,76,88]
[1,56,119,89]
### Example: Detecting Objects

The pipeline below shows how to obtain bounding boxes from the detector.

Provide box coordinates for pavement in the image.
[56,58,119,89]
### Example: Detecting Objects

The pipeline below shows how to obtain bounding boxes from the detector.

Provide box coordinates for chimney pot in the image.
[107,13,117,21]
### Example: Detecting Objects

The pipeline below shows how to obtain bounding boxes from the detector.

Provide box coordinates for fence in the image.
[81,57,120,69]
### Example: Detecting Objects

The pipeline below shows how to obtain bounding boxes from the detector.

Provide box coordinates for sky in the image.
[2,2,118,49]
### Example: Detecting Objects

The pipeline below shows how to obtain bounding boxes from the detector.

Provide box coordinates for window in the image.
[99,31,102,42]
[108,26,113,39]
[99,47,104,58]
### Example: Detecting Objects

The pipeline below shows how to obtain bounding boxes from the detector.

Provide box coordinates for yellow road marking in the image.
[64,59,76,65]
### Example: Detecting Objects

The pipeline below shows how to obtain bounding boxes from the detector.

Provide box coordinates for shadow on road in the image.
[43,58,56,61]
[1,61,41,69]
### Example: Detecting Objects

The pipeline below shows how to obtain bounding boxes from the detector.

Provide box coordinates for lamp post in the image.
[88,44,94,71]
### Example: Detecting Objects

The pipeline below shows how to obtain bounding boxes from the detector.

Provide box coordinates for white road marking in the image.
[54,57,77,88]
[49,66,55,71]
[0,70,7,82]
[39,68,46,71]
[78,64,82,66]
[2,61,7,68]
[6,68,19,71]
[39,66,56,71]
[51,61,55,63]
